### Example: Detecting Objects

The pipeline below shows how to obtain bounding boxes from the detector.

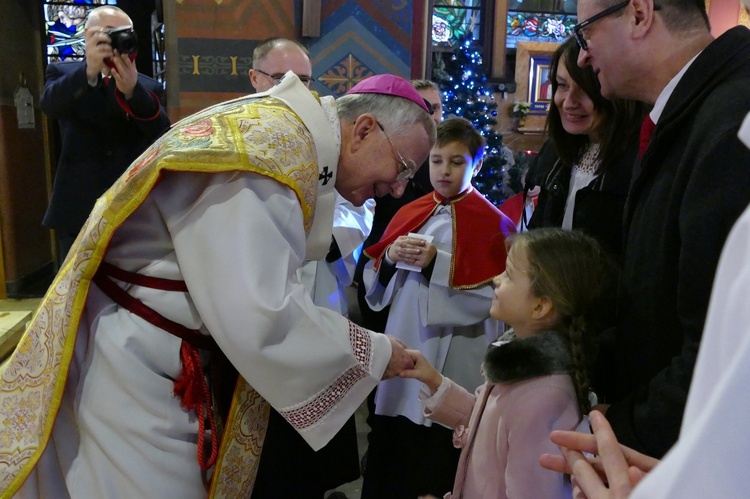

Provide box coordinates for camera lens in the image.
[109,27,138,55]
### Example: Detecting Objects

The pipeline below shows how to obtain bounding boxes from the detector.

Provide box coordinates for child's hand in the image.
[387,236,436,268]
[413,241,437,269]
[399,348,443,394]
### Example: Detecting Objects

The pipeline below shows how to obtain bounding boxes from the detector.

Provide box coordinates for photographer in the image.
[41,5,170,261]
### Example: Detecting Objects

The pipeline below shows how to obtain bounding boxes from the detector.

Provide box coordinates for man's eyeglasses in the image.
[254,69,315,86]
[377,122,417,182]
[573,0,630,51]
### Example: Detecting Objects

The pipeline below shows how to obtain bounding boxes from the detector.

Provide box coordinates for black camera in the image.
[107,26,138,55]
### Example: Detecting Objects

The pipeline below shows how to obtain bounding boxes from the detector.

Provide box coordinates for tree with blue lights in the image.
[432,38,510,206]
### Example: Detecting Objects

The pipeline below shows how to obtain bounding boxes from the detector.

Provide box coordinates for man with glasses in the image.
[249,37,315,91]
[0,74,435,498]
[355,80,445,336]
[571,0,750,459]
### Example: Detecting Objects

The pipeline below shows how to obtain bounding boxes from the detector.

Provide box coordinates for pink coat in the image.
[425,375,580,499]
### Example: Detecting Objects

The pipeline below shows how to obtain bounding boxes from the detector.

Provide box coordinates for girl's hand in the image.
[399,348,443,394]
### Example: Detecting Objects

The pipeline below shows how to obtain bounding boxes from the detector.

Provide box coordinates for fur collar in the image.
[482,330,572,384]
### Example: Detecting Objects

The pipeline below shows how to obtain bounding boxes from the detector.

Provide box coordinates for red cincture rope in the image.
[93,262,219,470]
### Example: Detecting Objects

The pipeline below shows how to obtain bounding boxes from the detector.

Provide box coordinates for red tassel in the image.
[174,342,218,471]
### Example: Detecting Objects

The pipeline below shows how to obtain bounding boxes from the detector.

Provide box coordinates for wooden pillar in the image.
[0,217,6,299]
[302,0,321,37]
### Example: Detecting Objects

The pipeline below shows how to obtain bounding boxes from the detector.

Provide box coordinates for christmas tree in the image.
[432,38,510,206]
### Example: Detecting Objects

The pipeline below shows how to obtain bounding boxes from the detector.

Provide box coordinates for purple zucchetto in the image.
[346,74,431,113]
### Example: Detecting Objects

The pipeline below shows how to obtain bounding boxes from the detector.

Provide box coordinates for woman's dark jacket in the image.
[526,138,638,259]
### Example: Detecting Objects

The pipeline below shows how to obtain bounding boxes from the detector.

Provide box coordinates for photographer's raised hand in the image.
[84,27,113,84]
[110,50,138,100]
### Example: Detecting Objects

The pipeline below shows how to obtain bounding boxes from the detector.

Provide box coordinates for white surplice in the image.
[363,204,501,426]
[299,192,374,315]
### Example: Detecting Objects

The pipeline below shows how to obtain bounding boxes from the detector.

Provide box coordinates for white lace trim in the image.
[575,142,601,175]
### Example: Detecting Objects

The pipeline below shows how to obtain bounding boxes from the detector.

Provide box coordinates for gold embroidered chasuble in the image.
[0,78,341,498]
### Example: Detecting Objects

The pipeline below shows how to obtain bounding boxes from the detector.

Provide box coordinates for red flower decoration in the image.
[182,119,213,138]
[127,145,161,182]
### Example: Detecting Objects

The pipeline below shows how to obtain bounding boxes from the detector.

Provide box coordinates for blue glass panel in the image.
[43,1,118,64]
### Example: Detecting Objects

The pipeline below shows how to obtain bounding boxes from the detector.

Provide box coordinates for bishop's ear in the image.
[352,113,379,140]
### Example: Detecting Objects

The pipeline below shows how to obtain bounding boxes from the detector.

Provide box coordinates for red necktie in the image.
[639,115,656,159]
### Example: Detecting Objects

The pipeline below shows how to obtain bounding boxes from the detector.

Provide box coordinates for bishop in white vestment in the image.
[0,74,435,498]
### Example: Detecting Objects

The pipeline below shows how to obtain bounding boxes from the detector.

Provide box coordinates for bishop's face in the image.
[336,115,431,207]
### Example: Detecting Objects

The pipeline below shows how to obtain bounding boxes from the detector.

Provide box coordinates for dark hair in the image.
[435,117,485,163]
[507,228,617,415]
[597,0,709,31]
[547,38,643,173]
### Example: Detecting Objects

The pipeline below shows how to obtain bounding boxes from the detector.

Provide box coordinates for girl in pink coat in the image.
[402,228,616,499]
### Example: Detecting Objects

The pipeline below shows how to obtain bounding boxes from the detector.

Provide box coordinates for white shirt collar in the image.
[649,51,701,124]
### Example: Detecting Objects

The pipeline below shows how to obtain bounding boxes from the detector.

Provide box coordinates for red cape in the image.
[364,188,516,289]
[499,191,539,227]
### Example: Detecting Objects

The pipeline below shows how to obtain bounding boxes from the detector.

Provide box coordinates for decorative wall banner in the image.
[171,0,416,113]
[178,38,258,93]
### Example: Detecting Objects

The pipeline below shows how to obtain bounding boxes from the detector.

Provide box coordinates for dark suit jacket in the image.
[40,61,170,235]
[602,26,750,457]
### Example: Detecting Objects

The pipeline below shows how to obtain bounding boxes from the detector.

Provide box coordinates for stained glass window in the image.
[43,0,118,64]
[428,0,577,82]
[432,0,484,51]
[506,11,577,49]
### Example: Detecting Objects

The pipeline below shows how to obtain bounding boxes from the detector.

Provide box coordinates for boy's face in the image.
[429,140,481,198]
